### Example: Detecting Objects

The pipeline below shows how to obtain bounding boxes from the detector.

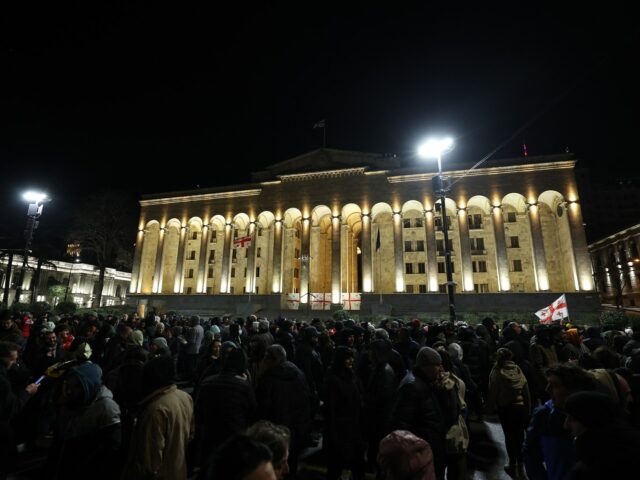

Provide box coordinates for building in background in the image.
[128,149,598,317]
[589,224,640,308]
[0,254,130,307]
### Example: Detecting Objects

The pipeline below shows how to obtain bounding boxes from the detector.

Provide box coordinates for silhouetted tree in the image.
[70,190,137,308]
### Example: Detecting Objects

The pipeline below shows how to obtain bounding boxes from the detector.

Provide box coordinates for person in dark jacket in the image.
[195,345,256,471]
[582,326,606,352]
[274,319,296,361]
[0,341,39,476]
[363,339,398,478]
[256,344,310,478]
[0,311,24,345]
[390,346,454,480]
[523,364,598,480]
[294,326,324,418]
[458,327,489,419]
[323,346,366,480]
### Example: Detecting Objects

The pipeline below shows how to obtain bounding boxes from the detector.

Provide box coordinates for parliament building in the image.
[128,149,600,319]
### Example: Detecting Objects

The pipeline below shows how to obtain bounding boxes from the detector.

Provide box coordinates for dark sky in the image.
[1,4,638,254]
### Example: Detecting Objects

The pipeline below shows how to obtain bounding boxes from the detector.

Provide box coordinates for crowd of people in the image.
[2,306,640,480]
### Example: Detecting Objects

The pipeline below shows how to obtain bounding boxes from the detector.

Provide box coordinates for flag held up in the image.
[535,294,569,324]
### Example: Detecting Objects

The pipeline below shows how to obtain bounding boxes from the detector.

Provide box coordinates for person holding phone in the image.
[1,341,40,475]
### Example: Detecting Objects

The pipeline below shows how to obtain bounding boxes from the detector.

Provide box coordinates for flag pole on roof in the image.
[313,119,326,147]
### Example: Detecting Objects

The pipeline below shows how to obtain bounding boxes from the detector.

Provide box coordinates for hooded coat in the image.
[123,384,194,480]
[486,360,531,413]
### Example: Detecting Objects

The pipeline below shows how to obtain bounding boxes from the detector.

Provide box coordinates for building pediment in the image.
[251,148,402,181]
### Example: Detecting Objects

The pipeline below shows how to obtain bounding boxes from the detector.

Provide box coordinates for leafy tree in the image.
[55,301,77,315]
[70,190,137,308]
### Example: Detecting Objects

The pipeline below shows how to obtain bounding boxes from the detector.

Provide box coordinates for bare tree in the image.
[70,190,137,308]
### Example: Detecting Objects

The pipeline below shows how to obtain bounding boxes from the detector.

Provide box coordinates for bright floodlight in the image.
[418,137,454,158]
[23,191,48,203]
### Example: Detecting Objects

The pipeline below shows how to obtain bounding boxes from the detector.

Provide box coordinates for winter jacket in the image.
[486,361,531,413]
[390,369,454,474]
[256,361,311,446]
[50,385,121,480]
[523,400,576,480]
[195,372,256,453]
[124,384,193,480]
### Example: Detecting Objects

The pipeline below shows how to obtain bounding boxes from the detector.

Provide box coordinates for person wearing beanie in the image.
[390,347,453,480]
[149,336,170,357]
[378,430,436,480]
[49,361,121,480]
[563,390,640,479]
[123,356,194,480]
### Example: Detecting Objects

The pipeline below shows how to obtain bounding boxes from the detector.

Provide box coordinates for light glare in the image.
[418,137,454,158]
[23,191,47,203]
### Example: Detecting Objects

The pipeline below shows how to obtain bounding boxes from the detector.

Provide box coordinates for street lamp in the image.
[14,191,48,304]
[418,137,456,322]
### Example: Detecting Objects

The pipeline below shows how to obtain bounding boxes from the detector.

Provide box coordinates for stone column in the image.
[130,229,145,293]
[197,225,212,293]
[393,212,404,292]
[245,222,257,293]
[271,220,283,293]
[492,206,511,291]
[152,228,165,293]
[566,201,594,291]
[331,216,342,304]
[457,207,474,292]
[174,226,188,293]
[425,210,438,292]
[527,203,549,291]
[300,219,311,303]
[219,224,233,293]
[361,213,373,292]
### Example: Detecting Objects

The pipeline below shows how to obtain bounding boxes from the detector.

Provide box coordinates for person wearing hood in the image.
[256,344,310,478]
[323,346,365,480]
[123,355,194,480]
[48,361,121,480]
[486,348,531,479]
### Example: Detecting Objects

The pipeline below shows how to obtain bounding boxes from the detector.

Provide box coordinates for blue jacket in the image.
[523,400,575,480]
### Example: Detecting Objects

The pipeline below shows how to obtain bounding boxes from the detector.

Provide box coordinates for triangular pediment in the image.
[251,148,402,182]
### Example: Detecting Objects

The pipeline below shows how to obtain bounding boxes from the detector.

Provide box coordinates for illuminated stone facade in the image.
[129,149,595,315]
[0,254,131,307]
[589,224,640,307]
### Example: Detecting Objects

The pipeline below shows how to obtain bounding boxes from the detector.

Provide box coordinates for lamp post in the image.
[14,191,48,304]
[418,138,456,322]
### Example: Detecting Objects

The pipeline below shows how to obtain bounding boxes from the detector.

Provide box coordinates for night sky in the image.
[1,4,637,256]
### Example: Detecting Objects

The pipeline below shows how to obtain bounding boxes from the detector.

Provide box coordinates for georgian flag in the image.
[233,235,252,248]
[286,293,300,310]
[535,294,569,324]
